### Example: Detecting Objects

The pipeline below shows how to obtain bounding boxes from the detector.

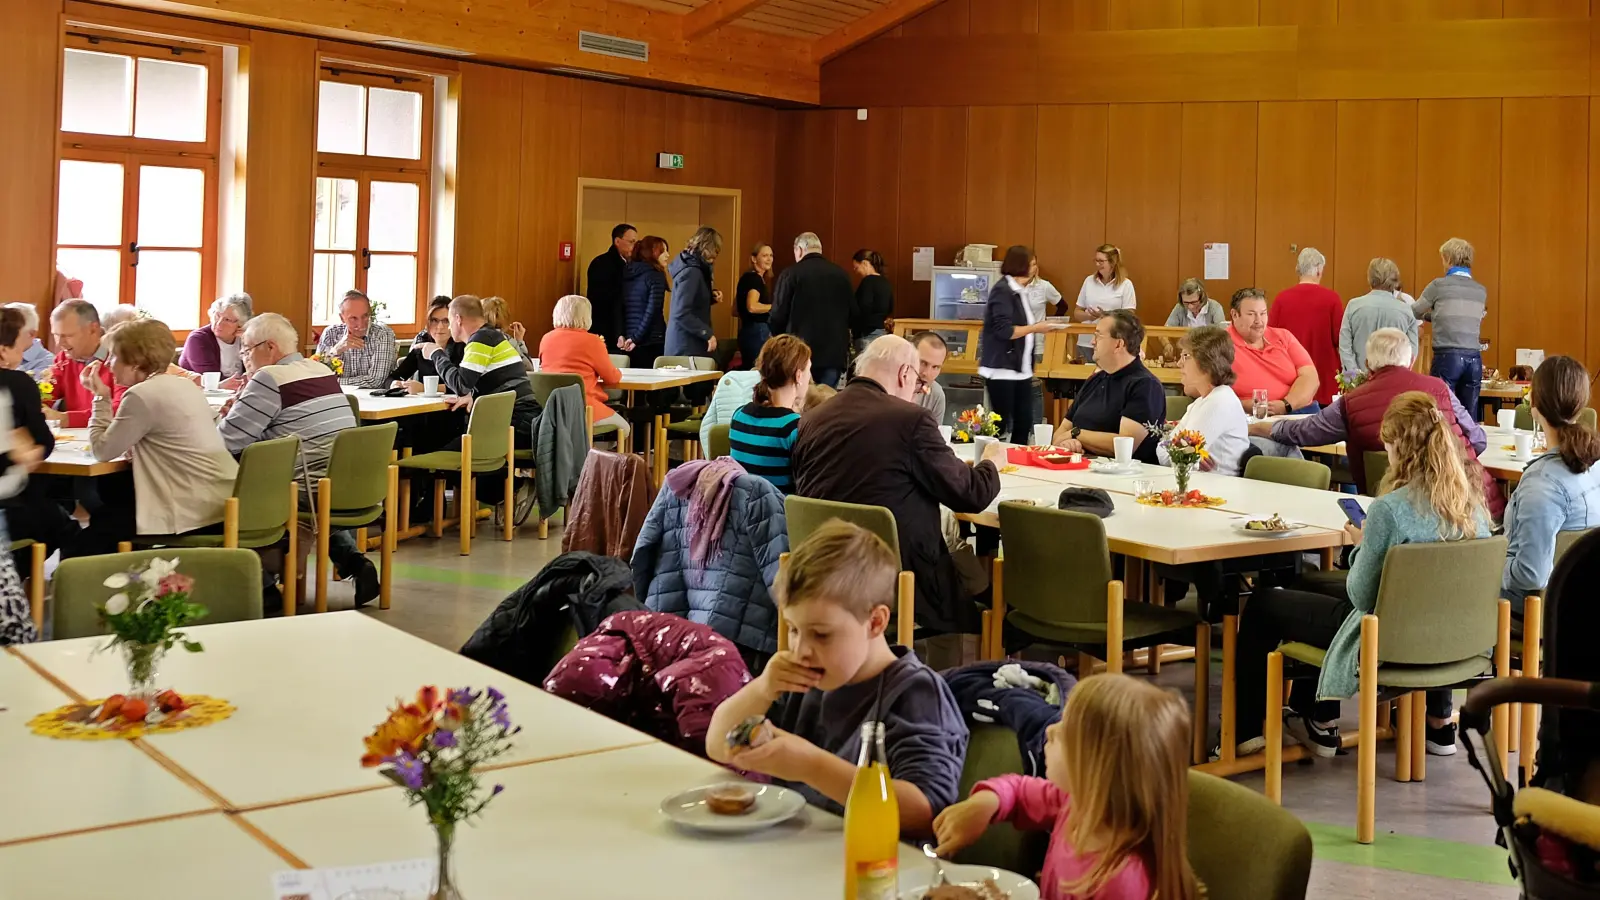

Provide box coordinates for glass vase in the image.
[1174,462,1192,495]
[121,642,165,702]
[430,823,463,900]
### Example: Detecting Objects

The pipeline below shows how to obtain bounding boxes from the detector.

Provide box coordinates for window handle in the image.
[361,247,371,270]
[129,242,140,267]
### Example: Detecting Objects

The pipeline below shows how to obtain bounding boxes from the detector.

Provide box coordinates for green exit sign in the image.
[656,152,685,170]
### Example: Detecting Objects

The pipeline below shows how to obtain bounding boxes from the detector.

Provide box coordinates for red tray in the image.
[1033,454,1090,471]
[1005,447,1090,470]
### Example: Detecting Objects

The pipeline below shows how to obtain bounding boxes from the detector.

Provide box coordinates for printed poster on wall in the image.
[912,247,935,281]
[1203,243,1229,281]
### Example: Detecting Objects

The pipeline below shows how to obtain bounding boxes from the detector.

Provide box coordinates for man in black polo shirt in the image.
[1052,309,1166,462]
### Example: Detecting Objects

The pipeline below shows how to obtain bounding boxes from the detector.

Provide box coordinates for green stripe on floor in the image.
[1305,821,1514,885]
[391,563,528,592]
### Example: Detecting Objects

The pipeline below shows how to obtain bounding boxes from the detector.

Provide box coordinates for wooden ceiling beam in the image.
[812,0,945,64]
[682,0,773,41]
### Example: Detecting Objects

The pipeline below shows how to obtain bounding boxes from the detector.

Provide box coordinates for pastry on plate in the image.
[704,783,757,816]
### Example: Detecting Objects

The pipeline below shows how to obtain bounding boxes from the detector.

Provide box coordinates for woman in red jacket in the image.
[537,295,628,442]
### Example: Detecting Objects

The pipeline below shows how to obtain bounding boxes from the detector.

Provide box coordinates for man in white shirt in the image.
[912,331,948,424]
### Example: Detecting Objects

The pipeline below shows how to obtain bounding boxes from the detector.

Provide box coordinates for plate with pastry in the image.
[659,781,806,833]
[1232,512,1309,536]
[898,864,1039,900]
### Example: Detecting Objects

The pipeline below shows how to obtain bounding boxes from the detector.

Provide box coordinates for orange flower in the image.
[360,700,439,767]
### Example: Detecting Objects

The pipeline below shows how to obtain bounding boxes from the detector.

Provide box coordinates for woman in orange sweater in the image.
[538,294,629,441]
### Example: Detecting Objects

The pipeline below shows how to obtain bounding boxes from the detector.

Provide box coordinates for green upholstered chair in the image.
[783,496,912,645]
[1583,408,1598,430]
[707,423,732,460]
[298,422,398,615]
[657,356,717,458]
[1188,771,1314,899]
[1166,394,1194,422]
[950,724,1051,878]
[1512,402,1593,431]
[346,393,361,421]
[395,390,516,555]
[1268,535,1510,844]
[1364,450,1390,494]
[528,372,618,443]
[604,354,630,405]
[54,548,264,640]
[1244,456,1331,491]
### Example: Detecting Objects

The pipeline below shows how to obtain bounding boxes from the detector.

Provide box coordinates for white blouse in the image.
[218,335,243,378]
[979,276,1036,381]
[1158,384,1250,476]
[1076,275,1137,346]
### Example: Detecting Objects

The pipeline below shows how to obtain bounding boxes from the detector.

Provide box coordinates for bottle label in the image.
[853,859,898,900]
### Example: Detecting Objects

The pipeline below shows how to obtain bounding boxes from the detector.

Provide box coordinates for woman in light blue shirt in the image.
[1502,355,1600,610]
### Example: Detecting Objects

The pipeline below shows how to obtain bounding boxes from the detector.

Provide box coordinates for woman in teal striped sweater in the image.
[729,334,812,494]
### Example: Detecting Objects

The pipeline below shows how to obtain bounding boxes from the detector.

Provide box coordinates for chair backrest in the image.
[326,422,399,511]
[53,548,264,640]
[784,496,899,558]
[233,436,300,536]
[1516,401,1533,431]
[1166,394,1193,422]
[951,724,1052,874]
[654,355,694,369]
[1372,535,1508,665]
[691,356,717,371]
[529,372,584,408]
[1187,770,1313,900]
[1244,455,1331,491]
[1556,529,1591,565]
[467,390,517,463]
[999,503,1113,625]
[1583,408,1598,431]
[346,393,361,421]
[1363,450,1390,494]
[609,354,630,370]
[707,424,732,460]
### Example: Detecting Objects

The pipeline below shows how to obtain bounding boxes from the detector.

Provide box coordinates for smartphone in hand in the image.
[1338,497,1367,528]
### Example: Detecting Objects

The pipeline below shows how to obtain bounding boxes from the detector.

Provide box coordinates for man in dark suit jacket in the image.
[769,231,856,388]
[791,335,1004,637]
[585,223,637,350]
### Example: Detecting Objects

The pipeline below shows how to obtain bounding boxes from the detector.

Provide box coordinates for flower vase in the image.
[1174,463,1192,495]
[430,823,464,900]
[121,642,165,702]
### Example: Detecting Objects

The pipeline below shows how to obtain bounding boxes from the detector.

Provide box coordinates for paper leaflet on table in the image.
[273,858,434,900]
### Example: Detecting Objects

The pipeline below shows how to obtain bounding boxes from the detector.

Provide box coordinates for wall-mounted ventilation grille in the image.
[578,31,648,63]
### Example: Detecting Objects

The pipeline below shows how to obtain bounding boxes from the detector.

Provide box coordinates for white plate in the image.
[1232,516,1309,537]
[898,864,1040,900]
[1088,459,1141,475]
[659,782,807,834]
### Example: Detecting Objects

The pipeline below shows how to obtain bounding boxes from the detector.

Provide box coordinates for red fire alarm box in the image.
[558,241,574,261]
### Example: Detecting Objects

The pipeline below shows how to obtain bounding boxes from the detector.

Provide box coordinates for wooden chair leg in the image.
[380,465,397,611]
[431,478,445,538]
[355,527,368,553]
[398,448,413,534]
[1265,650,1283,804]
[1494,599,1512,776]
[989,558,1005,661]
[223,497,239,549]
[1521,594,1544,785]
[1193,622,1210,766]
[459,433,473,557]
[1357,614,1379,844]
[1411,688,1427,781]
[896,571,915,648]
[1395,691,1413,783]
[1105,580,1124,675]
[538,515,549,540]
[503,426,515,542]
[980,610,992,664]
[283,481,297,617]
[776,552,790,653]
[29,541,45,630]
[1220,614,1238,762]
[315,477,332,614]
[117,541,132,553]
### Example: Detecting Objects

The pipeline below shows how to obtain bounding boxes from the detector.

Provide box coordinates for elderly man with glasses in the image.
[315,290,397,389]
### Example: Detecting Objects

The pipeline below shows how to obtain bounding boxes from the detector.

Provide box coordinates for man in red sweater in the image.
[1268,247,1342,408]
[46,299,124,428]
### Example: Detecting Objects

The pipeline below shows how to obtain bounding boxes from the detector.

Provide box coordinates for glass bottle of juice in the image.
[843,721,899,900]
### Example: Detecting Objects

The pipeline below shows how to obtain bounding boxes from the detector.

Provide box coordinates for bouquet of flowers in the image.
[97,557,207,701]
[953,405,1002,442]
[37,371,55,405]
[311,353,345,377]
[1335,370,1368,395]
[361,686,520,899]
[1149,420,1210,493]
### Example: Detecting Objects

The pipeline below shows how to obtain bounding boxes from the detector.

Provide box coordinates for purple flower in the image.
[486,686,505,704]
[491,784,504,796]
[388,751,426,790]
[448,688,476,706]
[491,704,512,731]
[432,728,458,749]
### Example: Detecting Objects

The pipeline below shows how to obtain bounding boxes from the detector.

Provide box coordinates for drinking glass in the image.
[1251,389,1270,420]
[1132,479,1155,499]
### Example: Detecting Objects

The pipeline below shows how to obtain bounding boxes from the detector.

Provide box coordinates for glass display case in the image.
[929,264,1001,321]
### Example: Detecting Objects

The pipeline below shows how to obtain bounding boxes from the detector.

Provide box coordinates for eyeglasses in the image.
[1179,350,1193,361]
[243,341,272,355]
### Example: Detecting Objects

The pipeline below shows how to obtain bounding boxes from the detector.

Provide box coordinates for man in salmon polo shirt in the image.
[1227,287,1321,416]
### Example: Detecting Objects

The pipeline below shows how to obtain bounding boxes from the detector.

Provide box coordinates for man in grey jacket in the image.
[1339,257,1419,374]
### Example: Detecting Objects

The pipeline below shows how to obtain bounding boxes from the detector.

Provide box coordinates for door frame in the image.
[574,176,743,292]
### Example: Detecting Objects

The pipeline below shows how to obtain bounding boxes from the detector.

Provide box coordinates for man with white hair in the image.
[791,335,1003,640]
[217,313,376,606]
[5,302,52,377]
[1250,327,1496,504]
[769,231,855,388]
[1338,258,1419,373]
[315,289,397,389]
[1268,247,1342,407]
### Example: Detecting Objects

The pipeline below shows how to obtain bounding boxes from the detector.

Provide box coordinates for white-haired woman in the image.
[3,302,52,378]
[537,295,629,440]
[180,293,252,382]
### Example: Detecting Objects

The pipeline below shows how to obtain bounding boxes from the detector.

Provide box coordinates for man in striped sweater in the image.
[427,294,541,445]
[217,313,377,608]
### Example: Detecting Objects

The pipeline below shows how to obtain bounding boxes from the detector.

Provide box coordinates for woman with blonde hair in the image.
[1230,391,1491,760]
[932,673,1201,900]
[480,296,533,368]
[537,294,628,441]
[1074,244,1135,362]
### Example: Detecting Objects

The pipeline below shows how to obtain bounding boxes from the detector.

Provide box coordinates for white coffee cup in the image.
[1032,423,1053,447]
[1113,435,1135,466]
[938,425,954,444]
[1497,409,1517,432]
[423,375,440,396]
[1514,431,1533,461]
[201,371,221,391]
[974,435,998,459]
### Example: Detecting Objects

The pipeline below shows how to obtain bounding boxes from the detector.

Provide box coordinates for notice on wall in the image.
[912,246,936,281]
[1516,348,1546,369]
[1203,243,1229,281]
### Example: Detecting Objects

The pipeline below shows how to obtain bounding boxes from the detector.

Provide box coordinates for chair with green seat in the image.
[301,422,398,615]
[53,548,264,640]
[1166,394,1193,422]
[1364,450,1390,493]
[784,496,914,646]
[529,372,617,445]
[395,390,516,555]
[989,503,1208,755]
[1266,536,1510,844]
[129,436,301,617]
[656,356,716,461]
[950,724,1051,877]
[1244,455,1331,491]
[707,424,731,460]
[346,393,361,422]
[1187,770,1313,899]
[1510,402,1593,430]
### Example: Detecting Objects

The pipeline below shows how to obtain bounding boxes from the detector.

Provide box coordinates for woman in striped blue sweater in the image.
[729,334,812,494]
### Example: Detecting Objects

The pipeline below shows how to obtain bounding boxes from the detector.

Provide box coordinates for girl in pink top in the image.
[932,674,1200,900]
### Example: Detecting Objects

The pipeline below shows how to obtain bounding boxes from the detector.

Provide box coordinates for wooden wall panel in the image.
[773,110,837,273]
[1184,0,1259,27]
[1500,97,1588,364]
[975,0,1040,34]
[516,73,583,333]
[1105,103,1183,310]
[1034,105,1108,293]
[902,0,971,35]
[1504,0,1588,16]
[1108,0,1184,29]
[577,82,630,183]
[1178,102,1258,300]
[1331,100,1418,302]
[1039,0,1111,31]
[1254,101,1336,299]
[242,30,317,334]
[896,107,968,315]
[1590,96,1600,372]
[453,64,525,301]
[1415,98,1502,369]
[965,106,1038,253]
[0,0,61,309]
[1258,0,1335,24]
[1337,0,1503,21]
[830,108,902,281]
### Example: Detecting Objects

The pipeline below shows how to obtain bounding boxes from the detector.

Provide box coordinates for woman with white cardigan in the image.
[73,318,238,557]
[1159,325,1250,476]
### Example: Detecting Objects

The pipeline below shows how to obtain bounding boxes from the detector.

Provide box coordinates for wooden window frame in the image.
[313,65,433,331]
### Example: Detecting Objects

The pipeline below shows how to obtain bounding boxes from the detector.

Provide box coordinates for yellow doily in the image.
[1135,494,1226,509]
[28,695,235,741]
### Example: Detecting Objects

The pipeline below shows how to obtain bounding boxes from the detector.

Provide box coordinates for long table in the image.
[1,613,933,898]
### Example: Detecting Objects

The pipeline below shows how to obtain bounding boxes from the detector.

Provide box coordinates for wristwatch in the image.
[1070,426,1083,441]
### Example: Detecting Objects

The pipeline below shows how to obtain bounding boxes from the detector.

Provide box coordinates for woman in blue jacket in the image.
[666,226,722,358]
[978,245,1065,444]
[619,235,670,368]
